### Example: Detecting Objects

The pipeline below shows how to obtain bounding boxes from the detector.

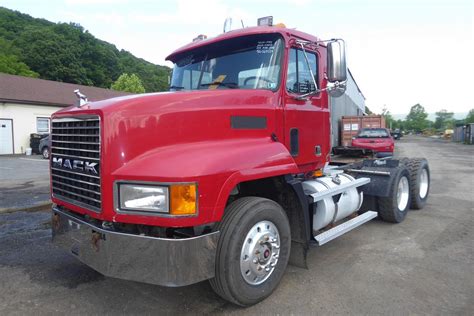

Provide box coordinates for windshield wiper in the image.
[169,85,185,90]
[200,82,239,89]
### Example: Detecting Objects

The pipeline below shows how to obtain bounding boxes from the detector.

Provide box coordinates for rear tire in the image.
[377,166,411,223]
[209,197,291,306]
[400,158,430,210]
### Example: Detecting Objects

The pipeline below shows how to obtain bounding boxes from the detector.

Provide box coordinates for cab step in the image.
[314,211,378,246]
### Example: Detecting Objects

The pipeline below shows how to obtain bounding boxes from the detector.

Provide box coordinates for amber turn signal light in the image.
[312,169,324,177]
[170,184,197,215]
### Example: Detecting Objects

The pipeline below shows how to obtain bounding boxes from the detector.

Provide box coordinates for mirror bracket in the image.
[292,80,346,101]
[292,38,347,100]
[298,42,319,92]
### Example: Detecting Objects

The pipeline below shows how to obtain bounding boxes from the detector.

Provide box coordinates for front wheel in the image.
[210,197,291,306]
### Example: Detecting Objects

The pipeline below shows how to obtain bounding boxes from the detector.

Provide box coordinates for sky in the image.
[1,0,473,115]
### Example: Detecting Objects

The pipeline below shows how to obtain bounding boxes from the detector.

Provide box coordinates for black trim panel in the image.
[290,128,299,156]
[230,116,267,129]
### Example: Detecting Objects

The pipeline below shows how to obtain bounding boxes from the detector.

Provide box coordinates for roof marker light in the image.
[223,17,232,33]
[193,34,207,42]
[257,16,273,26]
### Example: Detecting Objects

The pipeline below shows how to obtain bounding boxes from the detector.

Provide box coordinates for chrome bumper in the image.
[52,207,219,287]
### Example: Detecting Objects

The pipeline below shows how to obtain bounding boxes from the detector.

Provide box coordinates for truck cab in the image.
[51,21,430,306]
[167,27,333,172]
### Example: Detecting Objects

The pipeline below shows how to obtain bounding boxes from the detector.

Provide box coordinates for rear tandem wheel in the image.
[400,158,430,210]
[377,166,411,223]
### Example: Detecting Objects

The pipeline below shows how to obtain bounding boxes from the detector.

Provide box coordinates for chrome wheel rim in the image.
[419,169,429,199]
[397,176,410,211]
[240,220,280,285]
[43,149,49,159]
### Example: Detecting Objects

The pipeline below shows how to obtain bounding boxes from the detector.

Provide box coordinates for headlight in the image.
[117,183,198,215]
[119,184,169,213]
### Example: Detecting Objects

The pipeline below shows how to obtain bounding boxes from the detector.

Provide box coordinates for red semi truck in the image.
[51,19,430,306]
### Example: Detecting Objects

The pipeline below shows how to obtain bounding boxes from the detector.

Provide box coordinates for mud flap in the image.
[289,241,308,269]
[344,158,401,197]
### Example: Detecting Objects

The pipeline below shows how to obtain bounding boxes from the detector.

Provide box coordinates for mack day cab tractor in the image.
[50,17,431,306]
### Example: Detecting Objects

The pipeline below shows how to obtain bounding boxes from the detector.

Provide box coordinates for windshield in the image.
[357,128,390,138]
[170,34,283,91]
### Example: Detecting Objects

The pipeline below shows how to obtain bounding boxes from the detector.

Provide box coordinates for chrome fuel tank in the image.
[303,174,363,232]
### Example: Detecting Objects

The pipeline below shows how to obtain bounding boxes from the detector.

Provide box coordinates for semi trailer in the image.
[51,18,431,306]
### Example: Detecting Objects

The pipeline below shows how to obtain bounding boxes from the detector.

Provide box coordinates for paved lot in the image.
[0,136,473,315]
[0,155,50,211]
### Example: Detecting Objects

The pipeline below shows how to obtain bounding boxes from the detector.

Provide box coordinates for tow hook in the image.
[52,213,60,231]
[91,231,103,252]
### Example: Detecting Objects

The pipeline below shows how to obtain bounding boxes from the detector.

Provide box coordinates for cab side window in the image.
[286,48,318,94]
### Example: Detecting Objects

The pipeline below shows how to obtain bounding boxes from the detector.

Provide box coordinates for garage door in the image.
[0,119,14,155]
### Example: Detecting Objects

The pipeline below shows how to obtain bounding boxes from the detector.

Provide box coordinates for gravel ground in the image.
[0,155,50,211]
[0,136,472,315]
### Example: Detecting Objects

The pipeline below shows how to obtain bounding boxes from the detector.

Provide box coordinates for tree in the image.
[392,119,405,131]
[111,73,146,93]
[465,109,474,124]
[14,27,91,85]
[381,105,394,129]
[405,104,429,132]
[434,109,454,130]
[0,37,38,77]
[365,105,373,115]
[0,53,39,77]
[0,7,171,91]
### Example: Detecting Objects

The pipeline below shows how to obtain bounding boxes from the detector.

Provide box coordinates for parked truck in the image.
[51,18,431,306]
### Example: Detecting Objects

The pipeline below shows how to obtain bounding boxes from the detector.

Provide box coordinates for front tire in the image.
[210,197,291,306]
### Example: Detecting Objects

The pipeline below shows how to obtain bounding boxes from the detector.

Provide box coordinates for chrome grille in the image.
[51,116,101,211]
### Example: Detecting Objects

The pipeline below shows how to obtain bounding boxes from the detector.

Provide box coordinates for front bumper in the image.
[52,207,220,287]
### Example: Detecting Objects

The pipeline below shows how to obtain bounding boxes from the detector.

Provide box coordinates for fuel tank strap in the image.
[309,177,370,202]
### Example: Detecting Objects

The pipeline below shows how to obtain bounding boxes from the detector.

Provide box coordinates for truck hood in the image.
[50,89,301,227]
[56,90,227,114]
[53,89,279,174]
[55,89,273,116]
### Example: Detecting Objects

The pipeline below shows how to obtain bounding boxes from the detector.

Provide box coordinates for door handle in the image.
[315,145,321,156]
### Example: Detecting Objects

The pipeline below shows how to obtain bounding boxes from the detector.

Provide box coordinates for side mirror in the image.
[327,40,347,83]
[293,39,348,100]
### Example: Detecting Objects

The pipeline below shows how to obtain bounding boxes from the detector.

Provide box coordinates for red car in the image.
[352,128,394,157]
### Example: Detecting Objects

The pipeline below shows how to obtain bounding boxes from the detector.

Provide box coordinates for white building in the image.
[0,74,129,155]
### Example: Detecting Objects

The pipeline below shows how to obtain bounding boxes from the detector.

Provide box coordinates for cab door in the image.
[283,46,330,172]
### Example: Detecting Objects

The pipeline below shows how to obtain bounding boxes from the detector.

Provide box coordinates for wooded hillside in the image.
[0,7,170,92]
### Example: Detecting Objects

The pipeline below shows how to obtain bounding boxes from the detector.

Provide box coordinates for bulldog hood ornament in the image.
[74,89,88,107]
